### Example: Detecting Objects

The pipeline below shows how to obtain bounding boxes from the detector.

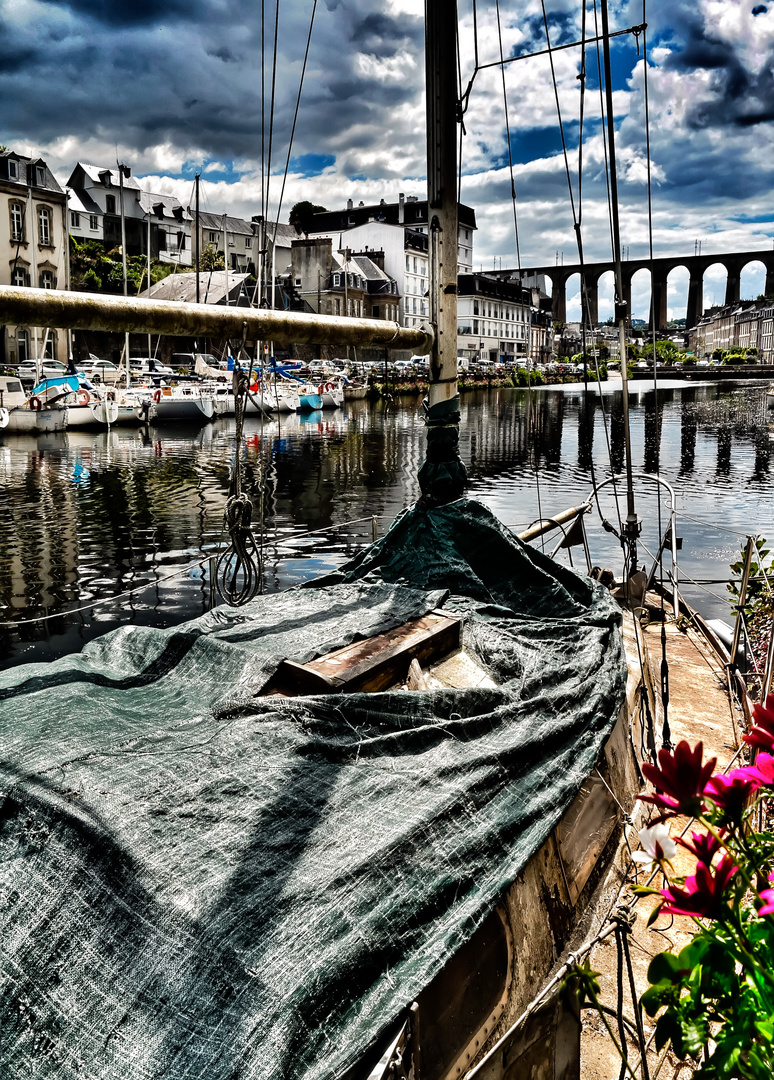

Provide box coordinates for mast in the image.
[195,173,201,303]
[419,0,465,505]
[600,0,640,579]
[118,162,130,385]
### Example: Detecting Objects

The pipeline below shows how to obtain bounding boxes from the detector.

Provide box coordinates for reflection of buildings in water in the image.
[1,442,79,617]
[753,429,770,481]
[577,395,596,472]
[461,390,565,477]
[643,392,663,476]
[716,427,732,477]
[679,392,698,475]
[609,398,625,476]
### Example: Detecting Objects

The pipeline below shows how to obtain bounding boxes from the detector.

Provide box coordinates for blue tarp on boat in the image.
[0,499,627,1080]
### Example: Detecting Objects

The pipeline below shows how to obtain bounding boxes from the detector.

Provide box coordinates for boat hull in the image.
[5,406,68,433]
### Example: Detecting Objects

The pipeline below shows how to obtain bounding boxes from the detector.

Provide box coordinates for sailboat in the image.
[0,5,757,1080]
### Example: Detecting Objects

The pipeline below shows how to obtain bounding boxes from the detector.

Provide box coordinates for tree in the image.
[289,200,327,236]
[199,243,225,271]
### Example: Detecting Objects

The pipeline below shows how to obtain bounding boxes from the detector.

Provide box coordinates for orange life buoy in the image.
[153,389,162,403]
[29,395,42,412]
[77,390,90,406]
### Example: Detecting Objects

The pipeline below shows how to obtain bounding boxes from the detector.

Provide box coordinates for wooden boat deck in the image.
[580,615,745,1080]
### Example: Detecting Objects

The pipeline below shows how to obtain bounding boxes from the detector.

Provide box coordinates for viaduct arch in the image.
[491,249,774,331]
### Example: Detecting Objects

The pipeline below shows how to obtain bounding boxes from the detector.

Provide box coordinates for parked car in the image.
[16,359,73,382]
[129,357,174,379]
[391,359,416,376]
[80,359,123,384]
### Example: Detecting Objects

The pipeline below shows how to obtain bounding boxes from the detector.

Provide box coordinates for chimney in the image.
[398,192,405,224]
[347,199,353,210]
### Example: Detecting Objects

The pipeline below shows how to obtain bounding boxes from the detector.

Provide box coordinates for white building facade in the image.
[1,150,68,364]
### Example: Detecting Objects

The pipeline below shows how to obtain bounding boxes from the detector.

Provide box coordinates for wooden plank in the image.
[261,611,462,697]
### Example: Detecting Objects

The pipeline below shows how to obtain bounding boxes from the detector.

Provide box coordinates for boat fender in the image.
[29,396,42,412]
[77,390,90,405]
[153,389,162,403]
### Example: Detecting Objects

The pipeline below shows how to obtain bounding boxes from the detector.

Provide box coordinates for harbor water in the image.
[1,378,771,671]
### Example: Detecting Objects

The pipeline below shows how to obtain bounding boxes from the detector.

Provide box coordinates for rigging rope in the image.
[270,0,319,249]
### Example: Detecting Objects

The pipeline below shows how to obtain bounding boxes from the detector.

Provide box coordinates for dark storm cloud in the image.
[656,4,774,129]
[0,0,423,168]
[43,0,197,27]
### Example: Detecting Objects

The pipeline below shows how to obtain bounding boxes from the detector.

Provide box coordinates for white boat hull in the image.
[5,406,68,434]
[149,389,216,422]
[64,399,120,428]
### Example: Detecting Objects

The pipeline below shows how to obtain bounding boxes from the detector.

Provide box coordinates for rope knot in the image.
[611,904,636,932]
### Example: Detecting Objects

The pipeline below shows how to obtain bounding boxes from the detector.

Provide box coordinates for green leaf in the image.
[655,1012,682,1053]
[755,1018,774,1042]
[641,981,674,1017]
[648,950,692,984]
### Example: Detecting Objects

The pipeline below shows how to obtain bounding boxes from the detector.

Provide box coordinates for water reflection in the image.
[1,381,771,669]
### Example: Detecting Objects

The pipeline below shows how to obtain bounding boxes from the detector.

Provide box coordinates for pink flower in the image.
[704,770,761,820]
[677,830,722,866]
[641,741,717,818]
[742,752,774,788]
[659,855,738,919]
[743,693,774,752]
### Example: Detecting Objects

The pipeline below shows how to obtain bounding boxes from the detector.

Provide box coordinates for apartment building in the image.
[306,195,476,332]
[0,150,68,364]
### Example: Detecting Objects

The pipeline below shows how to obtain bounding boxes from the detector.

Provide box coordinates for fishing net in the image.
[0,499,627,1080]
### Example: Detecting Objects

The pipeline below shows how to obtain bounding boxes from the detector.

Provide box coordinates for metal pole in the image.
[0,284,433,354]
[195,173,200,303]
[147,208,152,357]
[223,213,229,305]
[600,0,639,578]
[419,0,466,505]
[730,536,755,671]
[118,163,130,384]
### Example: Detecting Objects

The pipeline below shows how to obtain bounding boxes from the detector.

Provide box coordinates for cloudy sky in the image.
[2,0,773,320]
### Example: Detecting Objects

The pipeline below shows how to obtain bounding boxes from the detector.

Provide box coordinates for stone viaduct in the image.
[492,249,774,330]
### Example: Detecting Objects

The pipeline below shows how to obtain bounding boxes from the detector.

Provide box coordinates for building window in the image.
[10,202,24,242]
[8,159,18,180]
[44,334,55,358]
[373,305,380,318]
[17,331,29,364]
[89,214,98,230]
[245,237,251,249]
[40,270,55,289]
[177,231,186,250]
[335,298,341,316]
[36,166,46,186]
[333,273,340,287]
[11,266,26,287]
[70,211,80,228]
[209,231,217,243]
[38,207,51,246]
[106,195,116,214]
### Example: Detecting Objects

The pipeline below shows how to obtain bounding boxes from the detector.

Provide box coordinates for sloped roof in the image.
[138,190,192,222]
[1,152,64,195]
[138,271,250,305]
[68,189,101,216]
[198,212,254,236]
[74,162,141,190]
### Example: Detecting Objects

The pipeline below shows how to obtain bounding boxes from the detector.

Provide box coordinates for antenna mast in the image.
[600,0,640,578]
[419,0,465,505]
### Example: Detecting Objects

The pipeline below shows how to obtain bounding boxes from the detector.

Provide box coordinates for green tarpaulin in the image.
[0,499,627,1080]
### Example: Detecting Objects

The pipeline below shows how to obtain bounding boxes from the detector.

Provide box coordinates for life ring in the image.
[153,389,162,403]
[318,384,324,395]
[77,390,90,406]
[29,396,42,412]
